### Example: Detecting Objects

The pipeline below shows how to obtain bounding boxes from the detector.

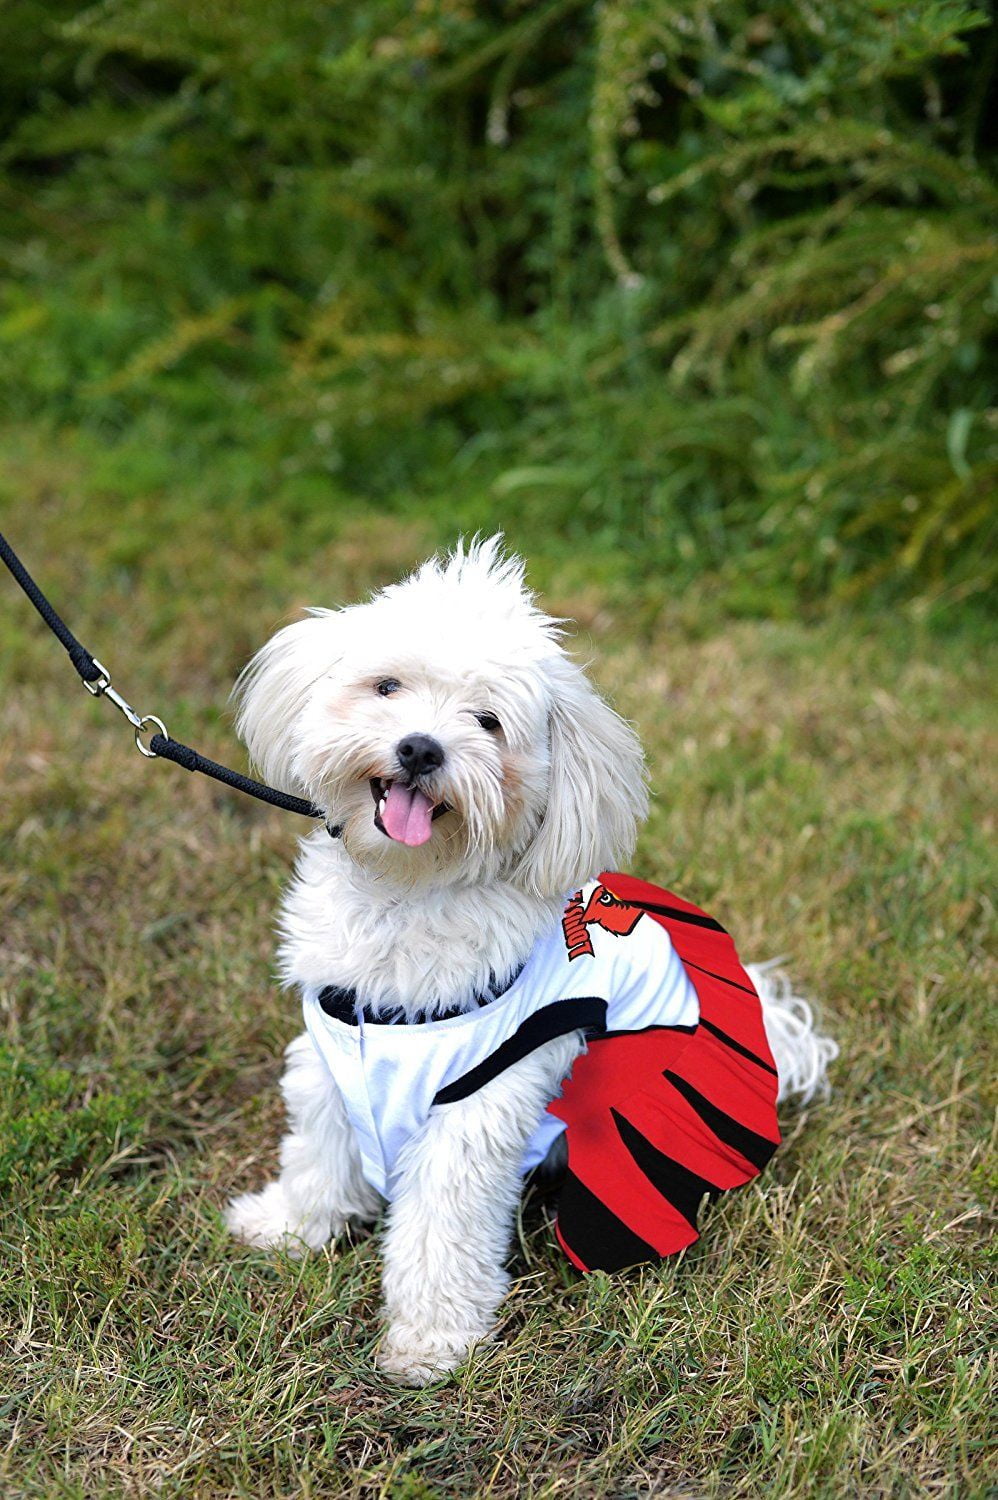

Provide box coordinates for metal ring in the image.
[135,714,168,758]
[82,658,111,696]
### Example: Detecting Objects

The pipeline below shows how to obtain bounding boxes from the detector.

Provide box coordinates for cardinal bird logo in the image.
[562,883,643,961]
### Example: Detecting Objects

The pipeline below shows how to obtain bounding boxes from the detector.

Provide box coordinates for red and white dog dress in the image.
[302,873,780,1273]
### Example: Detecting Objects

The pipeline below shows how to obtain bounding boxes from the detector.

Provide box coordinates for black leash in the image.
[0,530,330,828]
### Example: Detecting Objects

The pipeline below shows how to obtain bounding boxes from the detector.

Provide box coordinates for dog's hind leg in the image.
[376,1031,584,1386]
[225,1031,381,1256]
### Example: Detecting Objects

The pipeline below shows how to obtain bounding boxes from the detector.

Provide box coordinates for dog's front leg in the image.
[376,1032,584,1386]
[226,1032,381,1255]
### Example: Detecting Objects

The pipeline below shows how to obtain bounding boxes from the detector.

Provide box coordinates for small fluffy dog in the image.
[225,537,834,1385]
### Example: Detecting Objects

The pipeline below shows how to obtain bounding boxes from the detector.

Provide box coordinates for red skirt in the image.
[549,873,781,1272]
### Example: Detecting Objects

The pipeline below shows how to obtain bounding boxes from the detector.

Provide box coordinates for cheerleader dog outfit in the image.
[303,873,781,1272]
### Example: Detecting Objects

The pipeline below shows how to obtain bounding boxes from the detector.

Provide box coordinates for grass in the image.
[0,423,994,1498]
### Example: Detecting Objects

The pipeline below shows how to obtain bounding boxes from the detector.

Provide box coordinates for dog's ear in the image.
[233,612,339,793]
[513,655,648,898]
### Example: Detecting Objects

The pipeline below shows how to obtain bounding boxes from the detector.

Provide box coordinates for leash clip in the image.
[2,529,322,822]
[81,657,112,697]
[81,656,168,757]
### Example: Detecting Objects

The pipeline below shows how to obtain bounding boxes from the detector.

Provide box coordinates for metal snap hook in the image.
[82,658,111,696]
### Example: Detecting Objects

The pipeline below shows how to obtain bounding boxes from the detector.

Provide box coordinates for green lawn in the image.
[0,430,994,1498]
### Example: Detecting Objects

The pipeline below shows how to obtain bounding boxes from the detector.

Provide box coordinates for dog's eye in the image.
[376,678,401,697]
[475,712,502,733]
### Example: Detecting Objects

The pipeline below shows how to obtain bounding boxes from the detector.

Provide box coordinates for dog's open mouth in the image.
[370,777,451,847]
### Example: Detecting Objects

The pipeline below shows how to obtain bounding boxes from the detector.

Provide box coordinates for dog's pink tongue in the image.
[381,782,435,846]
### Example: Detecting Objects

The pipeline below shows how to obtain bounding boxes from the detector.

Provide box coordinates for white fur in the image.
[225,1032,380,1255]
[378,1032,584,1383]
[749,962,840,1105]
[224,535,834,1385]
[233,539,646,902]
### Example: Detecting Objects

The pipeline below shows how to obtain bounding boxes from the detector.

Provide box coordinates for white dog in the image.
[225,536,835,1385]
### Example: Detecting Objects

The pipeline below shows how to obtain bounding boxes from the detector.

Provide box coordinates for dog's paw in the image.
[376,1324,490,1387]
[223,1182,326,1258]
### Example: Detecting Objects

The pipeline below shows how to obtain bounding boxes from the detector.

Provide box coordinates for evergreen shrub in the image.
[1,0,995,608]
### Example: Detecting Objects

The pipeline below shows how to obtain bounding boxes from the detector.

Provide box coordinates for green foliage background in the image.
[1,0,996,613]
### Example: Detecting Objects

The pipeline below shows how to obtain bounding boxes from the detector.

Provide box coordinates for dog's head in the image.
[234,536,647,895]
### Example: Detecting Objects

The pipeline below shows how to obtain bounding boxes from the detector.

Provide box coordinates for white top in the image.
[302,878,700,1198]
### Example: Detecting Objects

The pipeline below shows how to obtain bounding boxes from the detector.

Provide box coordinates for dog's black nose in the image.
[396,733,445,779]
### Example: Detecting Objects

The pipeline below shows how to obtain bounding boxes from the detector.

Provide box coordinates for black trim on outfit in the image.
[611,1109,716,1230]
[432,997,608,1105]
[623,898,728,934]
[662,1071,778,1172]
[698,1017,779,1076]
[682,960,758,996]
[318,963,525,1027]
[555,1170,660,1272]
[598,1023,698,1042]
